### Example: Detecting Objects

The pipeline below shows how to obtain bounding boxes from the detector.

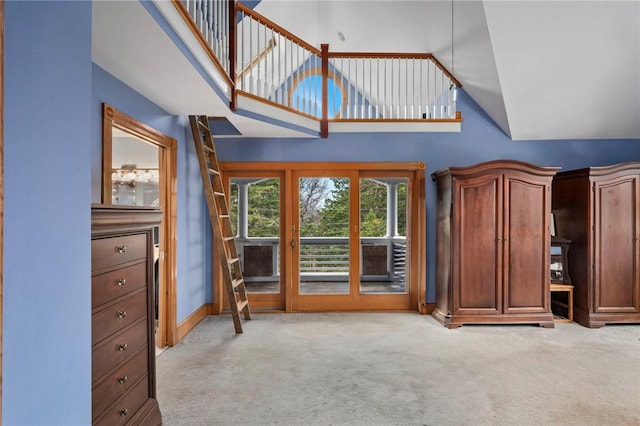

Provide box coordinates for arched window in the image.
[290,70,343,118]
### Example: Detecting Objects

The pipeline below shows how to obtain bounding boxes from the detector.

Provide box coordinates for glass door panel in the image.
[298,177,351,294]
[230,178,281,294]
[359,178,408,294]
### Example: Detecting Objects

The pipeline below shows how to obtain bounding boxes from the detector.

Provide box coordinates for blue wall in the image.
[215,89,640,302]
[4,2,93,424]
[3,1,640,424]
[91,64,212,323]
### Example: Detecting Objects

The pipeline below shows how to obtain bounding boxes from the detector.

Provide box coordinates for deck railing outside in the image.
[175,0,462,131]
[236,236,406,281]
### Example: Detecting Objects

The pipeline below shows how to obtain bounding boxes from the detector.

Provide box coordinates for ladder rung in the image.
[203,145,215,154]
[232,278,243,289]
[213,191,225,197]
[197,118,209,129]
[223,235,235,242]
[236,300,248,313]
[208,168,220,176]
[228,257,240,265]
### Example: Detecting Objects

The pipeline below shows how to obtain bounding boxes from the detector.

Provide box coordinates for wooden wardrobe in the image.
[91,205,162,425]
[552,162,640,327]
[432,160,558,328]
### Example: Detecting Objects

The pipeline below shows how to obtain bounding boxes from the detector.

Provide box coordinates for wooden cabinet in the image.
[552,162,640,328]
[91,205,162,425]
[432,160,557,328]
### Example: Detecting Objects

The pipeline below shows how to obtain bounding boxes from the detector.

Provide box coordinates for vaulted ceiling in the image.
[93,0,640,141]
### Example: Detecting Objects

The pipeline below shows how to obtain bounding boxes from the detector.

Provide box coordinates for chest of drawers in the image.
[91,205,162,425]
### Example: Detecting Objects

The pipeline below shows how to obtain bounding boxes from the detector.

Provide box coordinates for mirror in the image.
[111,127,160,207]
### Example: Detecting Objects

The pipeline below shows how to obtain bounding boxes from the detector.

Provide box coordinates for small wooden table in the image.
[550,283,574,322]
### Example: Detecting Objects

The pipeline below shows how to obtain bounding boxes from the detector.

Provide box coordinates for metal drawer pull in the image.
[120,408,128,417]
[117,311,127,319]
[115,246,127,254]
[118,376,128,385]
[118,343,127,352]
[116,278,126,287]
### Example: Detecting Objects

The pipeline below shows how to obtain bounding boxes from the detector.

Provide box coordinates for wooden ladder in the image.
[189,115,251,333]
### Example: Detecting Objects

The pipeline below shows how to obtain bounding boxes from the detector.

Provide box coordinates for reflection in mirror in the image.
[111,127,160,207]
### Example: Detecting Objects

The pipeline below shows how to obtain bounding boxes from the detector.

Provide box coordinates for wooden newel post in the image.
[228,0,237,111]
[321,43,329,138]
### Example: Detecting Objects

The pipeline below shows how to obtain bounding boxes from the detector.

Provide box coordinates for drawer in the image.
[93,348,148,419]
[92,262,146,309]
[92,233,147,271]
[92,290,148,345]
[93,376,150,426]
[93,319,147,381]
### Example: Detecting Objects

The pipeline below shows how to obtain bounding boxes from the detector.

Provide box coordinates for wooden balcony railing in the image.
[236,2,322,117]
[174,0,462,136]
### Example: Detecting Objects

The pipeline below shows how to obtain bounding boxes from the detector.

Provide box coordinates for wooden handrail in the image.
[237,2,321,56]
[327,52,436,59]
[327,51,462,88]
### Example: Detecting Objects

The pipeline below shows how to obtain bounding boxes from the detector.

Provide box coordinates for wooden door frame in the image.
[101,103,179,346]
[220,161,427,313]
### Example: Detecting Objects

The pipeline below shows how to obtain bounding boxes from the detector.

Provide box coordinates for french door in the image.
[221,163,425,312]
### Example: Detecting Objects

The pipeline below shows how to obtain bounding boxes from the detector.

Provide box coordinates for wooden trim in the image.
[221,161,424,172]
[321,44,329,138]
[101,103,179,348]
[284,169,294,313]
[177,303,214,341]
[423,303,436,315]
[237,90,321,122]
[228,0,237,111]
[170,0,234,88]
[0,1,4,420]
[164,141,179,347]
[236,3,321,55]
[416,165,428,314]
[328,52,436,59]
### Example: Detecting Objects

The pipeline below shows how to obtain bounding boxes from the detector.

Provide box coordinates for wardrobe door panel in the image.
[455,175,502,314]
[595,177,640,312]
[504,177,548,313]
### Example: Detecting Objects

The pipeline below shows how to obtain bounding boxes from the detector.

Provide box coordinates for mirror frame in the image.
[102,103,179,346]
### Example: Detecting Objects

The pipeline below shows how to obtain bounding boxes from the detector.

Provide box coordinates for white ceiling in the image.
[93,0,640,141]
